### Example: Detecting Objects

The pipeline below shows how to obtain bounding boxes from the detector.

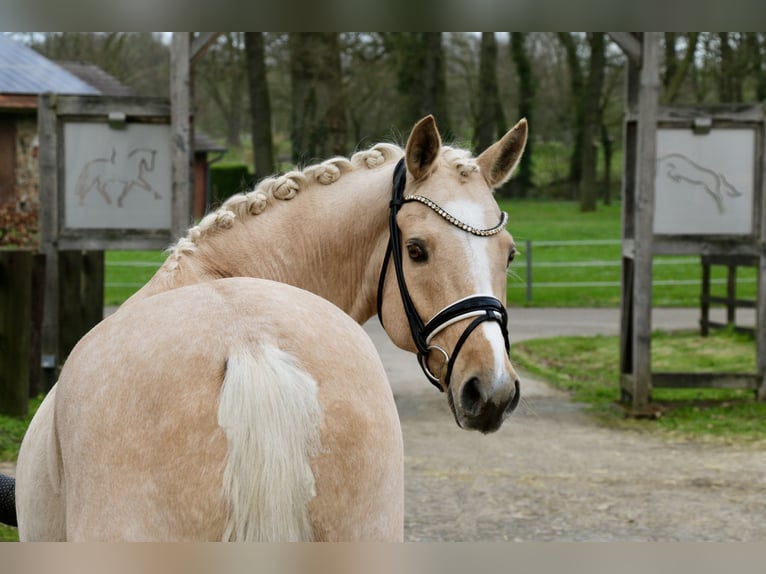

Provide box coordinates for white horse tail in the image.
[217,345,322,542]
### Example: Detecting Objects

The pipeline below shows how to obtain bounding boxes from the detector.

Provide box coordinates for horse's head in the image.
[378,115,527,434]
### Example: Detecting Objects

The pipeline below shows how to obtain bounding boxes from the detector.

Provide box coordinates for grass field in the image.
[512,327,765,442]
[497,199,757,308]
[104,200,757,309]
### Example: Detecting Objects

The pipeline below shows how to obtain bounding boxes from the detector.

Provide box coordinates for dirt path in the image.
[365,308,766,541]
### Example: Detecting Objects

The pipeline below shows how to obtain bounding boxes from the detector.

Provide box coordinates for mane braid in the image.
[166,143,405,264]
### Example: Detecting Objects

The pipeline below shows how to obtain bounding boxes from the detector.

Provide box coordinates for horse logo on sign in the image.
[75,147,161,207]
[657,153,742,213]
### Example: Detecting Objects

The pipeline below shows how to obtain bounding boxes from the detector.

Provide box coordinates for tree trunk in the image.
[558,33,584,199]
[663,33,699,103]
[245,32,275,178]
[747,33,766,101]
[475,32,499,154]
[510,32,535,197]
[289,33,348,163]
[601,123,612,206]
[579,33,605,213]
[718,32,735,102]
[389,33,450,135]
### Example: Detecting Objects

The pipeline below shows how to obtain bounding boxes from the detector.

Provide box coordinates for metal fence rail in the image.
[516,239,757,304]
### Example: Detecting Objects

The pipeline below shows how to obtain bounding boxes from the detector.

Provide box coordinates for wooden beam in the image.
[608,32,642,65]
[191,32,220,65]
[653,372,759,390]
[758,115,766,400]
[630,32,661,410]
[0,251,32,416]
[170,33,193,241]
[38,93,60,387]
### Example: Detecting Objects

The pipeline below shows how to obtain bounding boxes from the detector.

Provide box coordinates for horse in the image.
[14,114,529,540]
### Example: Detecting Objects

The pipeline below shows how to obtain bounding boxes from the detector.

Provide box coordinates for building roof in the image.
[55,61,137,97]
[0,34,99,95]
[0,34,226,153]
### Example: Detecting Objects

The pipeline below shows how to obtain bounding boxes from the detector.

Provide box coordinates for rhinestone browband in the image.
[403,194,508,236]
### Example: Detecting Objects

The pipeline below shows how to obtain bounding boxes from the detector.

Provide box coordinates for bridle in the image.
[376,158,512,391]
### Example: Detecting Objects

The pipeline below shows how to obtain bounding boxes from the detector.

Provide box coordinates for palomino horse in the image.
[18,278,403,541]
[14,115,528,539]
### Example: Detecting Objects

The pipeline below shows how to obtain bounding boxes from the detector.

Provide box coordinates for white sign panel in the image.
[63,122,172,230]
[653,128,755,235]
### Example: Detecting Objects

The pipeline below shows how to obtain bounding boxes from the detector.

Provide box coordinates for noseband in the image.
[376,158,511,391]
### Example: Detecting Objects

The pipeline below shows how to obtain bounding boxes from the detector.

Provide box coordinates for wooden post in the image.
[759,246,766,400]
[28,253,46,397]
[757,116,766,401]
[171,33,194,240]
[58,251,84,362]
[618,37,640,402]
[0,251,32,416]
[700,257,711,337]
[629,33,661,412]
[82,251,104,332]
[38,93,60,389]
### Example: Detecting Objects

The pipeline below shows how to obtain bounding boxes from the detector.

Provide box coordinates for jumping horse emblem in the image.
[657,153,742,213]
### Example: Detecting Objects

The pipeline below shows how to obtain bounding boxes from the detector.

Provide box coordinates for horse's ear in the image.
[476,118,528,188]
[405,115,442,180]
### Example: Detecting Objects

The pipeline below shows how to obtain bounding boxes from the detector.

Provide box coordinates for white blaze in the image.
[441,199,508,379]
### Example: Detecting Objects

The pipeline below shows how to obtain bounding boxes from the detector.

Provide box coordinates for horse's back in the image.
[48,278,402,541]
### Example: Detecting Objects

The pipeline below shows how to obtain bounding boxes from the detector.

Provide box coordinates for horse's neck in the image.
[131,165,394,323]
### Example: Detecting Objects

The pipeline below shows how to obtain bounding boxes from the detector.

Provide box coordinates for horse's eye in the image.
[507,247,517,266]
[407,241,428,262]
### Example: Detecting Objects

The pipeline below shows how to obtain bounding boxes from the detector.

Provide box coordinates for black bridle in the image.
[376,158,511,391]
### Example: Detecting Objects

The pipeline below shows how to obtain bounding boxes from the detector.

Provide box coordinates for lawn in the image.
[512,327,765,443]
[497,199,757,308]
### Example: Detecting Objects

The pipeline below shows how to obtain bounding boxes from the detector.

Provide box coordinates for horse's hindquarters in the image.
[51,278,403,541]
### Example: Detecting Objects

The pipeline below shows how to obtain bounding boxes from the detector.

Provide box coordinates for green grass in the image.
[0,396,43,462]
[0,396,43,542]
[498,199,757,308]
[512,327,766,443]
[104,250,165,305]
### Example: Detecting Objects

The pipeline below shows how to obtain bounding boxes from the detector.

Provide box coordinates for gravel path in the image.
[365,307,766,541]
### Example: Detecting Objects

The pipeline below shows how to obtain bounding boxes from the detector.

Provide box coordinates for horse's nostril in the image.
[505,379,521,415]
[460,377,483,416]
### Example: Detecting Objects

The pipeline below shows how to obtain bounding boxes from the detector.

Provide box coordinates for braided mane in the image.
[166,141,481,265]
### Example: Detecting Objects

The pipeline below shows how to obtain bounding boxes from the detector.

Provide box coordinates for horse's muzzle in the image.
[456,377,520,434]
